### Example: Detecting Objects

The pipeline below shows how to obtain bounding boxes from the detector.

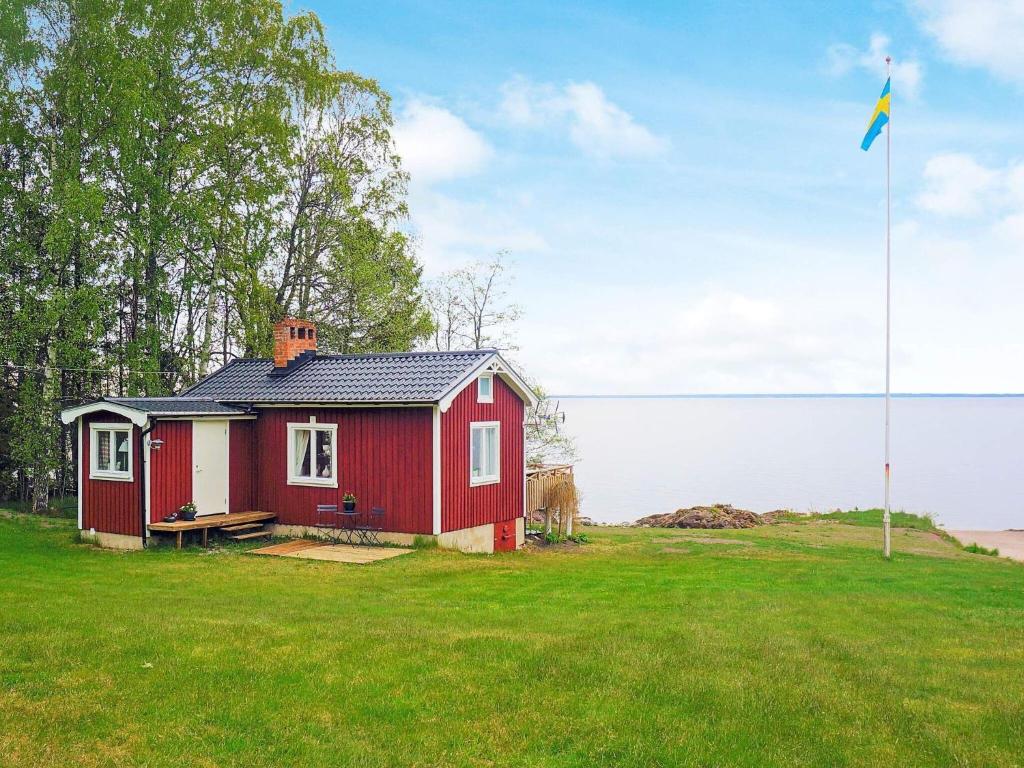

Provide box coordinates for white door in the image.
[192,420,229,516]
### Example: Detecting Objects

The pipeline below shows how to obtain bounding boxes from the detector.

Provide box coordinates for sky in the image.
[298,0,1024,395]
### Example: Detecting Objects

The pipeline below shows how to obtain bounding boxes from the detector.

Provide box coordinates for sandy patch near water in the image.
[948,530,1024,562]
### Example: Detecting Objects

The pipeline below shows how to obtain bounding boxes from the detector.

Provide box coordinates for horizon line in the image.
[549,392,1024,400]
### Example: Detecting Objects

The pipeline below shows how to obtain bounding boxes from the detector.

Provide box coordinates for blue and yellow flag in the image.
[861,78,890,151]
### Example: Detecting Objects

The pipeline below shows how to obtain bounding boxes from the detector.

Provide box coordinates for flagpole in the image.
[883,55,892,560]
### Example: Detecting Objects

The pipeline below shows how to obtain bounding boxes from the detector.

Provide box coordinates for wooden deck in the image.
[148,510,276,548]
[249,539,412,564]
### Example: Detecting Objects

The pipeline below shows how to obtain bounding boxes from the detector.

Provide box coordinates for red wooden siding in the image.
[253,407,433,534]
[229,420,256,513]
[80,411,141,535]
[149,421,192,523]
[441,376,525,532]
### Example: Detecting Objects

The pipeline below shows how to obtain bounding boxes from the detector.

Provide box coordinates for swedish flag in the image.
[861,78,890,151]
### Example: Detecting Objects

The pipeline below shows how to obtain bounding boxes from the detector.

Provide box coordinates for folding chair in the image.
[315,504,342,542]
[362,507,385,546]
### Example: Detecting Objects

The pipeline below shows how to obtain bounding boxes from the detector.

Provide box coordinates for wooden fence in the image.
[526,464,577,535]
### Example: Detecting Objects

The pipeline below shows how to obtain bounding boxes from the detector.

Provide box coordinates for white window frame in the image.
[286,422,338,487]
[469,421,501,486]
[477,373,494,403]
[89,422,134,482]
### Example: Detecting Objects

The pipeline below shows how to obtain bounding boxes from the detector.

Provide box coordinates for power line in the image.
[4,363,182,375]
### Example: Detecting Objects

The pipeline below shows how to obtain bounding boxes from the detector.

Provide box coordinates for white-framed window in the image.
[469,421,500,486]
[287,422,338,487]
[90,423,133,481]
[477,373,494,403]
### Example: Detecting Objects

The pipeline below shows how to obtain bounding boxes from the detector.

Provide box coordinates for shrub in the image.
[72,529,98,546]
[963,542,1000,557]
[777,509,940,531]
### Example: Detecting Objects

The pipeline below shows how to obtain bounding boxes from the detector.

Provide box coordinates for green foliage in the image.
[70,528,96,546]
[774,508,940,531]
[525,382,577,465]
[567,531,589,544]
[273,68,432,354]
[0,0,432,507]
[4,495,77,518]
[962,542,1000,557]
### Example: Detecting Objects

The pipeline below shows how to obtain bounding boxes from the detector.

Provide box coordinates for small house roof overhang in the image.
[60,397,250,425]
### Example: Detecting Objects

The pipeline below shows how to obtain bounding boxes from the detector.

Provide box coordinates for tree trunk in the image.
[32,472,49,515]
[198,252,221,377]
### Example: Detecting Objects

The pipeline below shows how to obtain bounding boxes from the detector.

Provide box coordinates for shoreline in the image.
[947,530,1024,562]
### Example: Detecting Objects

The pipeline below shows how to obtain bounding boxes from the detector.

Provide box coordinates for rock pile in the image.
[633,503,766,529]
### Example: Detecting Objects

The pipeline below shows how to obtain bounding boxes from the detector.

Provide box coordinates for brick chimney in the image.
[273,317,317,369]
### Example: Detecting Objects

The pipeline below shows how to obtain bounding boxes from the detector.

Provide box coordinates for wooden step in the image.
[222,523,262,532]
[229,530,272,541]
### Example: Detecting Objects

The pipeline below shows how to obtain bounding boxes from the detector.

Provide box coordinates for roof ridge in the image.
[108,396,216,401]
[175,349,532,406]
[229,349,495,364]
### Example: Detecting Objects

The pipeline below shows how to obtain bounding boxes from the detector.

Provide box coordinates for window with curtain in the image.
[470,422,500,485]
[287,423,338,486]
[90,424,132,480]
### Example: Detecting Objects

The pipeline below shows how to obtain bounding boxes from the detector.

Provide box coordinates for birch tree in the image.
[0,0,433,510]
[426,252,521,351]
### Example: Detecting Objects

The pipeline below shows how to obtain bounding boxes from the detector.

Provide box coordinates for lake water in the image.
[560,396,1024,531]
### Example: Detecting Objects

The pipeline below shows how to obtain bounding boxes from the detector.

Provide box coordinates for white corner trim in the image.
[224,421,230,514]
[61,401,148,427]
[522,419,527,522]
[432,405,442,535]
[286,421,338,488]
[76,417,83,530]
[144,421,152,526]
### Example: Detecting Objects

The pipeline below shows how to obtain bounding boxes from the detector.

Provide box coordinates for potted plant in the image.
[179,501,198,522]
[343,492,357,512]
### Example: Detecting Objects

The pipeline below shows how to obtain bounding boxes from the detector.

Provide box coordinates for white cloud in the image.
[917,153,1000,216]
[826,33,923,98]
[517,211,1024,396]
[407,187,547,272]
[391,97,546,272]
[520,283,881,395]
[393,100,492,185]
[500,76,668,158]
[913,0,1024,83]
[994,212,1024,241]
[917,153,1024,218]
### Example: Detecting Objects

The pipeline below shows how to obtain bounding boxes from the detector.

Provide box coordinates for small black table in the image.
[338,509,365,545]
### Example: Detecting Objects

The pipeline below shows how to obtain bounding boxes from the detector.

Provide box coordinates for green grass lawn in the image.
[1,511,1023,767]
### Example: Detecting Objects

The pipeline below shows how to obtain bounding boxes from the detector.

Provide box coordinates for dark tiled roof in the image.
[180,350,495,403]
[105,397,249,415]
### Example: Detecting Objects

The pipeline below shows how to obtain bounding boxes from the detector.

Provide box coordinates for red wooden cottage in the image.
[60,318,538,553]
